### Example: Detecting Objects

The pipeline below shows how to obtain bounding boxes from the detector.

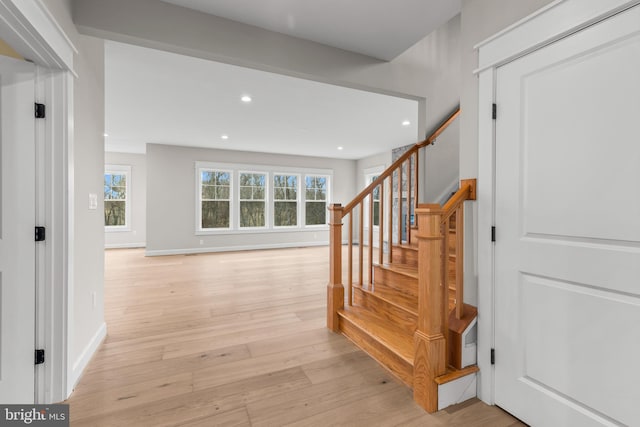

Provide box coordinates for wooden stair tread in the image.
[355,283,418,315]
[394,243,418,252]
[377,263,418,279]
[434,365,479,385]
[338,305,414,365]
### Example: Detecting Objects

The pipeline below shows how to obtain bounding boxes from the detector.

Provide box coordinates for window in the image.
[305,175,328,226]
[274,174,298,227]
[201,170,231,229]
[239,172,266,228]
[364,168,384,228]
[104,165,131,231]
[196,162,331,234]
[371,175,381,227]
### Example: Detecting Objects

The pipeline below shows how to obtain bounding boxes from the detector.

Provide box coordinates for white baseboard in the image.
[105,242,146,249]
[145,240,330,256]
[438,372,477,411]
[69,322,107,392]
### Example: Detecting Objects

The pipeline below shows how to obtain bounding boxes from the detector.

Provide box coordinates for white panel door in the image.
[0,56,36,403]
[494,5,640,426]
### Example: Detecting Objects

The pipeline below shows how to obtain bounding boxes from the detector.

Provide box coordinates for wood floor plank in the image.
[65,247,524,426]
[247,367,400,426]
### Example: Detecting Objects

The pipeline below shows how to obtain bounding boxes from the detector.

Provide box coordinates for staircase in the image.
[327,108,479,413]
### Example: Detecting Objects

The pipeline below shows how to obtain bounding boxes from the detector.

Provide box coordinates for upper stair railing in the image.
[327,107,460,331]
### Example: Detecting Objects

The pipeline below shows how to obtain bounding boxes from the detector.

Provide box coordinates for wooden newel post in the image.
[327,204,344,332]
[413,204,446,412]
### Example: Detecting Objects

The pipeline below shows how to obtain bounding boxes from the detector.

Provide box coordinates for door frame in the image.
[0,0,76,403]
[474,0,640,405]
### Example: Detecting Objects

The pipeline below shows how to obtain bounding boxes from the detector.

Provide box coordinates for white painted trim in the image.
[145,241,330,257]
[0,0,76,72]
[69,322,106,391]
[477,69,496,405]
[475,0,636,407]
[105,242,146,249]
[438,373,477,411]
[474,0,640,73]
[0,1,75,404]
[64,70,74,400]
[195,226,328,236]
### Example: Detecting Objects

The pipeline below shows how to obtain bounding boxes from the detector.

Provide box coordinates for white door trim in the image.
[0,0,76,403]
[475,0,640,405]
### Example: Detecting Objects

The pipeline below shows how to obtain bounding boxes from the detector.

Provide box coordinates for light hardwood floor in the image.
[67,247,524,426]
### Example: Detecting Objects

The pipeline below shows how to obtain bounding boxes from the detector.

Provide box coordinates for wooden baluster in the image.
[327,204,344,332]
[413,153,419,219]
[398,164,403,243]
[407,159,412,245]
[379,183,384,266]
[414,204,446,412]
[348,212,353,306]
[442,216,450,367]
[388,174,394,263]
[359,202,364,287]
[369,191,374,285]
[455,206,464,320]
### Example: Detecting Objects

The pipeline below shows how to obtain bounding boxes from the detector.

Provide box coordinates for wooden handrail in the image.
[442,178,477,221]
[343,107,460,215]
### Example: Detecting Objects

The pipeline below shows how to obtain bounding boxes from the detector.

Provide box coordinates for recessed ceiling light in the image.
[241,95,252,103]
[221,134,229,140]
[103,133,109,137]
[402,120,411,126]
[337,146,344,150]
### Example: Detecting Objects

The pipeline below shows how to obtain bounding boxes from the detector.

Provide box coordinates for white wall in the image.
[41,0,107,389]
[457,0,555,309]
[356,151,391,193]
[70,34,106,385]
[424,118,460,203]
[146,144,356,255]
[104,152,147,248]
[459,0,554,179]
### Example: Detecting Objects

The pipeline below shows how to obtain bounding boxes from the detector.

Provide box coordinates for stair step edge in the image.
[376,263,418,279]
[353,284,418,316]
[434,365,479,385]
[338,308,414,365]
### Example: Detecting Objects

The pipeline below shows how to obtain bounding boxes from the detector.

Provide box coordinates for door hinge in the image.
[492,103,497,120]
[35,226,46,242]
[35,103,46,119]
[491,348,495,365]
[35,349,45,365]
[491,226,496,242]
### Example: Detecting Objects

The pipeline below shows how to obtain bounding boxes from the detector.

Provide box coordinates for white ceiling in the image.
[160,0,461,61]
[105,41,419,159]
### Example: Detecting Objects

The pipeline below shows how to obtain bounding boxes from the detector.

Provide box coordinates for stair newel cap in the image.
[415,204,443,215]
[328,203,343,224]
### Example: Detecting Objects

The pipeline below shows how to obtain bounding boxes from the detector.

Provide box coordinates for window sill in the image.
[195,226,329,236]
[105,226,131,233]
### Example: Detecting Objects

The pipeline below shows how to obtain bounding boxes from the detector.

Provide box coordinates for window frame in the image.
[104,164,131,232]
[197,166,234,232]
[273,172,300,229]
[195,161,331,235]
[303,174,331,227]
[238,170,268,230]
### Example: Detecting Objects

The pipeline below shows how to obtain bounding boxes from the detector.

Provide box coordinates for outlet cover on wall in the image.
[89,193,98,210]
